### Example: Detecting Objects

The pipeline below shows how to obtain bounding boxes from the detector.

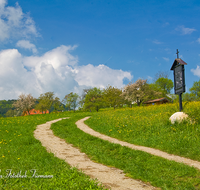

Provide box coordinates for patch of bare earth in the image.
[34,118,155,190]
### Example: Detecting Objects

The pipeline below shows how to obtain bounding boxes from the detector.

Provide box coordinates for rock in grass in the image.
[169,112,189,124]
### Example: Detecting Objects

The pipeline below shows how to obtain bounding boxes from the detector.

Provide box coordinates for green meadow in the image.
[1,102,200,189]
[0,112,106,190]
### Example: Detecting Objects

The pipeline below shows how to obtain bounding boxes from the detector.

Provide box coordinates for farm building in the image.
[143,97,170,106]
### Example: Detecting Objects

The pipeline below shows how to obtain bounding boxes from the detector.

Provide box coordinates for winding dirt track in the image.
[77,117,200,170]
[34,118,155,190]
[34,117,200,190]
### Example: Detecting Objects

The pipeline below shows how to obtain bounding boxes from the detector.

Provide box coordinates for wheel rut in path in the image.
[77,117,200,170]
[34,118,155,190]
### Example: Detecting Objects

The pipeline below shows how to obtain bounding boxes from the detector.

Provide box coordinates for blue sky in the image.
[0,0,200,100]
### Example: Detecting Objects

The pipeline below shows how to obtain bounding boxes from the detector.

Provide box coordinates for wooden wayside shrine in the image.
[170,49,187,111]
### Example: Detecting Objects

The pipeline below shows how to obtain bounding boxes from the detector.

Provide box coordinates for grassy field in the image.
[52,110,200,190]
[0,112,106,190]
[1,102,200,189]
[85,102,200,161]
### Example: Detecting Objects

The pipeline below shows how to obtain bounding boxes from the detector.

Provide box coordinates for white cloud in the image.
[191,65,200,77]
[197,38,200,44]
[163,57,169,62]
[0,45,133,100]
[75,64,133,89]
[16,40,37,53]
[0,48,39,99]
[0,0,39,41]
[175,25,196,35]
[153,40,162,44]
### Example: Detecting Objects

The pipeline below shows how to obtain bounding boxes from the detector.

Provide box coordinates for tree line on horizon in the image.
[2,72,200,117]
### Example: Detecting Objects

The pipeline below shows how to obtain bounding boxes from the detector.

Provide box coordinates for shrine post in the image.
[170,49,187,111]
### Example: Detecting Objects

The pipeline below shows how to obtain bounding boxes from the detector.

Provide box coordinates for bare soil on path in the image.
[77,117,200,170]
[34,118,155,190]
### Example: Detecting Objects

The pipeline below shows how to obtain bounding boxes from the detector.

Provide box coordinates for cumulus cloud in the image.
[0,45,133,100]
[16,40,37,53]
[191,65,200,77]
[75,64,132,89]
[0,48,39,99]
[175,25,196,35]
[0,0,38,41]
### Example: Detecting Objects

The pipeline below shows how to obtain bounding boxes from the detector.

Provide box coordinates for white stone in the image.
[169,112,189,124]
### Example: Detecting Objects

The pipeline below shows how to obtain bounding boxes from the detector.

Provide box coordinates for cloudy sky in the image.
[0,0,200,100]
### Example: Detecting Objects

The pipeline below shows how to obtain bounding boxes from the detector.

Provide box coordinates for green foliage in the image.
[0,99,16,117]
[83,88,104,112]
[36,92,55,114]
[53,97,64,112]
[189,79,200,100]
[5,109,15,117]
[63,92,79,112]
[182,92,197,102]
[103,85,124,109]
[154,77,173,94]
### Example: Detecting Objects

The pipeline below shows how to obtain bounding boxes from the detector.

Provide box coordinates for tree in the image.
[13,93,36,115]
[53,97,64,112]
[154,77,174,94]
[83,87,104,112]
[35,99,47,114]
[189,80,200,100]
[79,88,91,109]
[182,92,197,102]
[103,86,124,109]
[36,92,55,114]
[5,109,15,117]
[63,92,79,112]
[121,79,161,106]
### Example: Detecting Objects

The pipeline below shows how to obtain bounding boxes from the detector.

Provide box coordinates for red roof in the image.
[23,109,49,116]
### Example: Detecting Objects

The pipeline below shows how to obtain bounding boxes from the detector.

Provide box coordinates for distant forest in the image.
[0,100,16,117]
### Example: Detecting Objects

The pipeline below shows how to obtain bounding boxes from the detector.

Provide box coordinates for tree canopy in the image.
[13,93,36,115]
[63,92,79,112]
[155,77,174,94]
[83,87,104,112]
[189,80,200,100]
[36,92,55,114]
[103,86,123,109]
[121,79,161,106]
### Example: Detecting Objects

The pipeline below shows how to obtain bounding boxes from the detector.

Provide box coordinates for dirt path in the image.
[77,117,200,170]
[34,118,155,190]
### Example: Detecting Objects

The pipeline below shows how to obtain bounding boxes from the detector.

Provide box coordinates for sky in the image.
[0,0,200,100]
